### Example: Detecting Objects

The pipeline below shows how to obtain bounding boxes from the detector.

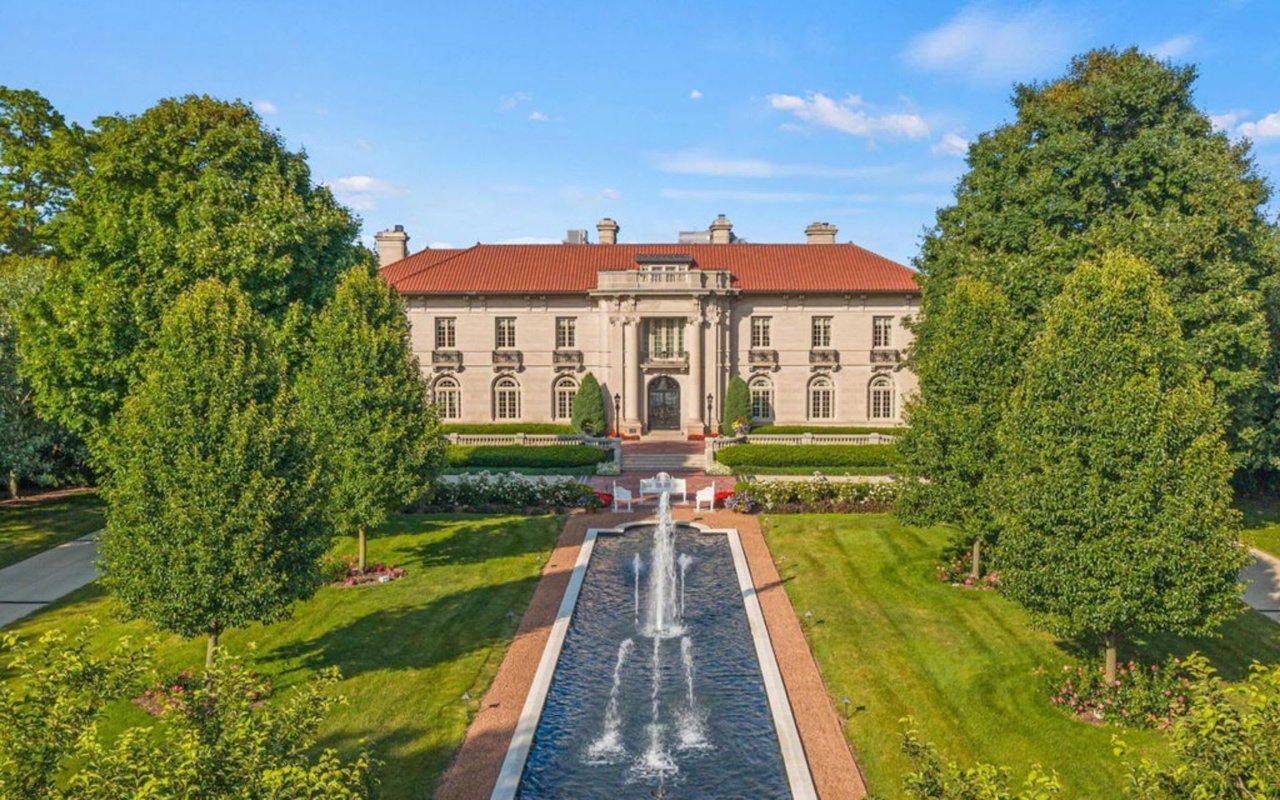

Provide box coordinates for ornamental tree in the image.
[721,375,751,435]
[896,278,1022,578]
[571,372,606,436]
[98,279,330,666]
[915,48,1280,476]
[294,266,444,571]
[994,252,1245,682]
[18,94,369,445]
[0,86,83,256]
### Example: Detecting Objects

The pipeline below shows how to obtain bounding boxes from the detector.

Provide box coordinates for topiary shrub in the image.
[715,443,902,468]
[721,375,751,436]
[445,444,608,468]
[571,372,606,436]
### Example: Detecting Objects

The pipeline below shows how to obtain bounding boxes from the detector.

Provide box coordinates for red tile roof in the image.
[381,243,918,295]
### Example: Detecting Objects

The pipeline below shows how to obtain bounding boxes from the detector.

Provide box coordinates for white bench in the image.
[611,482,634,512]
[695,481,716,512]
[639,472,687,504]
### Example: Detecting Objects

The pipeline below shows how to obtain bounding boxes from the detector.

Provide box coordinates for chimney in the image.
[564,229,589,245]
[597,217,619,245]
[375,224,410,266]
[709,213,733,244]
[805,221,837,245]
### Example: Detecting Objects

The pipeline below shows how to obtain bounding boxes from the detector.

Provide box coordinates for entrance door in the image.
[647,376,681,430]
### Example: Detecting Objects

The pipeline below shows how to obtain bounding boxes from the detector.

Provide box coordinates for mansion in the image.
[377,215,919,438]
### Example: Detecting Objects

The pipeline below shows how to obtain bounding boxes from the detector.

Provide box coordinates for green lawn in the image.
[762,513,1280,798]
[0,491,104,569]
[1240,496,1280,557]
[731,466,895,477]
[0,512,561,799]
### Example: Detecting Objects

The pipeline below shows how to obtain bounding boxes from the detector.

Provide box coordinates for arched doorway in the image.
[647,376,681,430]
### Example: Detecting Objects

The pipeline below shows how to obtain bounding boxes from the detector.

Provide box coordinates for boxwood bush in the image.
[446,444,608,469]
[440,423,577,435]
[748,424,903,436]
[715,443,901,469]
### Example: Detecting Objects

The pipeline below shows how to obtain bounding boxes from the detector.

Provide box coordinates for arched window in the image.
[553,376,577,420]
[749,376,774,421]
[808,376,834,420]
[494,375,521,420]
[869,376,895,420]
[433,375,461,420]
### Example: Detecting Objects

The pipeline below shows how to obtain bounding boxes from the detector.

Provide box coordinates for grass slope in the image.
[1241,496,1280,557]
[762,513,1280,797]
[0,513,561,799]
[0,491,104,569]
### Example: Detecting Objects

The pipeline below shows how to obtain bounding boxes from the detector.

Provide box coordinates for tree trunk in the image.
[970,536,982,580]
[7,470,19,501]
[358,527,367,572]
[206,626,221,668]
[1104,632,1118,684]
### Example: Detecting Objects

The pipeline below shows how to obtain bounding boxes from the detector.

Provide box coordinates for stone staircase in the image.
[621,439,706,473]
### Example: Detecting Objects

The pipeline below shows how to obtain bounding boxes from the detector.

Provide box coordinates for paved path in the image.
[0,532,99,628]
[1244,547,1280,624]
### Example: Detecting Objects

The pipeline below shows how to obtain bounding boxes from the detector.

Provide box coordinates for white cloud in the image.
[427,241,458,250]
[253,100,278,115]
[903,4,1083,83]
[499,92,532,111]
[930,132,969,156]
[766,92,929,139]
[655,151,895,179]
[661,188,835,203]
[1209,113,1240,133]
[690,89,703,100]
[326,175,398,211]
[1240,111,1280,139]
[1149,34,1196,59]
[599,187,622,201]
[528,111,550,122]
[495,236,564,245]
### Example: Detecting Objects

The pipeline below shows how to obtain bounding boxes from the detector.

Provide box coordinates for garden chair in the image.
[694,481,716,511]
[612,483,633,512]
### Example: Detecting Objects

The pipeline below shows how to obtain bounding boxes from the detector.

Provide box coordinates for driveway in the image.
[1243,548,1280,625]
[0,533,99,628]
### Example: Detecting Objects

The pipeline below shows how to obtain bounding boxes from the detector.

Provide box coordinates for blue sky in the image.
[3,0,1278,265]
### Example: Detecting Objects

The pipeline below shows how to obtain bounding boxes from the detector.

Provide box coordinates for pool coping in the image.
[489,520,818,800]
[434,509,868,800]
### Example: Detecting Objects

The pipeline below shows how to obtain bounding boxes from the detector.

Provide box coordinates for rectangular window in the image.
[435,317,456,349]
[750,384,773,420]
[644,318,686,359]
[495,317,516,349]
[873,316,893,349]
[554,383,575,419]
[556,317,576,349]
[810,385,833,420]
[750,316,771,348]
[811,316,832,348]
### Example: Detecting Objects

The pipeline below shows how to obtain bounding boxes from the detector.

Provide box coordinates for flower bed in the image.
[321,553,407,587]
[725,476,898,514]
[134,666,269,717]
[1039,656,1194,728]
[934,549,1000,590]
[415,472,598,513]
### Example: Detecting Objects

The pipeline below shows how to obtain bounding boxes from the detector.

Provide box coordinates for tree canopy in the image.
[0,86,82,256]
[18,94,370,443]
[97,279,329,663]
[993,251,1245,677]
[294,266,443,569]
[915,48,1280,475]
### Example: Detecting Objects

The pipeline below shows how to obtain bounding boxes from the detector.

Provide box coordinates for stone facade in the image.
[382,218,919,437]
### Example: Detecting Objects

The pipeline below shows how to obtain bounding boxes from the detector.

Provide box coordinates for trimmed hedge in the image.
[446,444,608,469]
[440,423,576,435]
[715,443,901,469]
[748,425,904,436]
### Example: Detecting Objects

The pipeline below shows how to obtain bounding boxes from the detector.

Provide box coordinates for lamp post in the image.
[705,392,714,436]
[613,392,622,439]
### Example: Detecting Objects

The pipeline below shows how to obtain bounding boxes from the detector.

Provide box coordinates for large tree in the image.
[916,48,1280,475]
[0,86,82,256]
[896,277,1022,578]
[994,251,1245,682]
[18,94,369,444]
[98,279,330,666]
[294,266,444,571]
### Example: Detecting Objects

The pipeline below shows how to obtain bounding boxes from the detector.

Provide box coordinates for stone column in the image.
[623,316,641,433]
[685,313,704,435]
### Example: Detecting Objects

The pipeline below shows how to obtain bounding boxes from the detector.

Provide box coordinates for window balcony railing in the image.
[594,269,733,293]
[809,348,840,367]
[641,351,689,370]
[553,349,583,369]
[432,350,462,370]
[492,350,522,371]
[871,348,902,364]
[748,349,778,367]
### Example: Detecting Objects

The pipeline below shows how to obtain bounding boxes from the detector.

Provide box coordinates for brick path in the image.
[434,508,867,800]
